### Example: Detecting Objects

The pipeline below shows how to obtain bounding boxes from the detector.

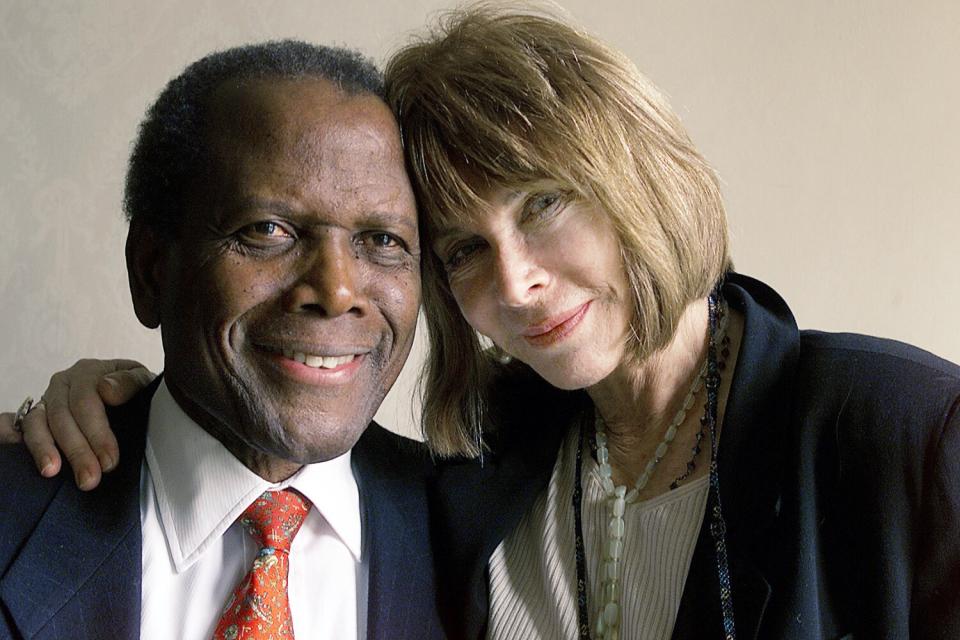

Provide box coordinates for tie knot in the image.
[239,490,312,553]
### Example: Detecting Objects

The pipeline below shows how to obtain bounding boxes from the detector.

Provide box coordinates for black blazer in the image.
[428,273,960,639]
[0,379,446,640]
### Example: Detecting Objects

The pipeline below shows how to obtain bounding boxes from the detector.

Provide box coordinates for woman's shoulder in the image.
[793,329,960,463]
[797,330,960,412]
[800,329,960,379]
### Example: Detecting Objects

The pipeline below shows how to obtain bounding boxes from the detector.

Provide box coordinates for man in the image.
[0,41,443,639]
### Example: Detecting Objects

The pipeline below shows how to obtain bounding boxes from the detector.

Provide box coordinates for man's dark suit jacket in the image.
[0,379,445,640]
[428,273,960,639]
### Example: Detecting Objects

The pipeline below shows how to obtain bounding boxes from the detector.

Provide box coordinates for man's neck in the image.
[164,379,304,483]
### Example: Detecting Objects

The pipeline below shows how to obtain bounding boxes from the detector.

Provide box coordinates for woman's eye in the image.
[444,241,482,271]
[523,191,568,222]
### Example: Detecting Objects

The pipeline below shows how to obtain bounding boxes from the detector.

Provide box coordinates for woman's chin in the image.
[530,360,615,391]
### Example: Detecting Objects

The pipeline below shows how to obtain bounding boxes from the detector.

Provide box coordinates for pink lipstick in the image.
[522,301,591,347]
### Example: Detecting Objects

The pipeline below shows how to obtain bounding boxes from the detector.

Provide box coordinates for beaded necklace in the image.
[573,290,737,640]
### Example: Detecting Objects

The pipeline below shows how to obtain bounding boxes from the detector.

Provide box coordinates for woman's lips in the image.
[521,301,592,347]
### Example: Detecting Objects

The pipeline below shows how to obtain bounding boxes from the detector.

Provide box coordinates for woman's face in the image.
[432,182,634,390]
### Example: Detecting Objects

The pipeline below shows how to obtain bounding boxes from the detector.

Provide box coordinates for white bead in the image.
[603,602,620,625]
[655,442,668,459]
[607,538,623,560]
[612,497,625,517]
[624,488,639,504]
[672,409,686,425]
[596,616,606,636]
[665,424,678,442]
[604,579,620,602]
[603,560,617,581]
[635,473,650,490]
[599,462,612,479]
[596,432,607,446]
[601,477,615,493]
[614,485,626,498]
[597,447,608,464]
[607,516,624,538]
[683,392,695,410]
[644,458,656,474]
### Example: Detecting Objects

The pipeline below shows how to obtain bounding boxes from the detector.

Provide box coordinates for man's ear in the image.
[126,220,168,329]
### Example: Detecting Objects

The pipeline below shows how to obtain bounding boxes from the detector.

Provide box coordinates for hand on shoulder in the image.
[4,359,155,490]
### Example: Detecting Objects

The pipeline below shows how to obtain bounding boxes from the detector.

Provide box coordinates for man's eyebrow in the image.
[359,211,418,233]
[233,197,298,215]
[231,198,417,232]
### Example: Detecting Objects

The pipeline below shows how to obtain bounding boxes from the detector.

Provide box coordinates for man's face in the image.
[135,78,420,478]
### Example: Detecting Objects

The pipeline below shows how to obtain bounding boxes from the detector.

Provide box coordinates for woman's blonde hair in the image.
[385,3,731,457]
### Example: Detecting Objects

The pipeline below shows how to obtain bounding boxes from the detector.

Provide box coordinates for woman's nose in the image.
[494,242,550,307]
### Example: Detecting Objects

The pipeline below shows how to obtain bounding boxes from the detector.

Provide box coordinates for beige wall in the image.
[2,0,958,439]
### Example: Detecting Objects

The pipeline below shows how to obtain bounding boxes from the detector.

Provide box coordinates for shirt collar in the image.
[145,380,362,571]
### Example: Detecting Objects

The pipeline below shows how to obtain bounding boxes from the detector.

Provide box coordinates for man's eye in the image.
[365,232,400,249]
[234,221,294,251]
[247,221,291,238]
[358,231,414,261]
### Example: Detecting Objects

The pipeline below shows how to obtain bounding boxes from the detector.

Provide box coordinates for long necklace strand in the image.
[573,290,736,639]
[706,292,737,640]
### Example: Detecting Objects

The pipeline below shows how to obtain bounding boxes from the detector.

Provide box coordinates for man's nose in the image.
[283,238,364,317]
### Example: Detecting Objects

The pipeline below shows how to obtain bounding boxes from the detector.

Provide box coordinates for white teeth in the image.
[281,348,355,369]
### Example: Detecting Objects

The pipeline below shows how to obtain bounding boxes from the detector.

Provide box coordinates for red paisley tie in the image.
[213,490,312,640]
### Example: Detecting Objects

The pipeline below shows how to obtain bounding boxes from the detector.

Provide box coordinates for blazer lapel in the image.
[673,274,799,639]
[429,385,576,640]
[352,424,444,640]
[1,384,153,639]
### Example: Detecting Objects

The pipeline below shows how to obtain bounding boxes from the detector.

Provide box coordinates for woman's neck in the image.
[586,297,712,490]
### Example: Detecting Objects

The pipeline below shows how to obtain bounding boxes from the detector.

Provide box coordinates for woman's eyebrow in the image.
[431,224,467,248]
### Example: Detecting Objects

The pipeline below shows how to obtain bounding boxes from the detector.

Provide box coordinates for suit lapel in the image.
[1,384,154,639]
[352,424,444,640]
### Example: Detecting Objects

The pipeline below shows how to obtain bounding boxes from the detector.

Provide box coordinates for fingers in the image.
[17,358,154,491]
[19,403,62,478]
[43,360,120,490]
[0,412,24,444]
[97,365,156,406]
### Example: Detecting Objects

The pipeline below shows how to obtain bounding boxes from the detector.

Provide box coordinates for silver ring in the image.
[13,396,45,433]
[13,396,34,433]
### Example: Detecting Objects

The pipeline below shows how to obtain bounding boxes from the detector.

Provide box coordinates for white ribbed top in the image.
[487,425,709,640]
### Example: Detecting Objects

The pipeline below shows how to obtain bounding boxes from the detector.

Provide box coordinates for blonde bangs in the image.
[387,6,635,228]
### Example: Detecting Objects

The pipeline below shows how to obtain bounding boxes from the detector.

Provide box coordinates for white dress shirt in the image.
[139,381,363,640]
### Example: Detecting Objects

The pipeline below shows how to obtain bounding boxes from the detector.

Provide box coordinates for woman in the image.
[6,6,960,639]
